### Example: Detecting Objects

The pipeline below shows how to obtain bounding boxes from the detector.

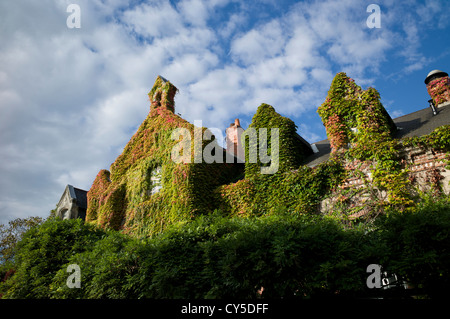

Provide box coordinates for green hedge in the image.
[2,199,449,299]
[376,197,450,298]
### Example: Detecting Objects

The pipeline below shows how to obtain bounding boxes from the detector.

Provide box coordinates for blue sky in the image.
[1,0,449,223]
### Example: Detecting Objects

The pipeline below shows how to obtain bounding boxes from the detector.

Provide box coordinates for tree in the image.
[0,216,43,265]
[1,218,105,298]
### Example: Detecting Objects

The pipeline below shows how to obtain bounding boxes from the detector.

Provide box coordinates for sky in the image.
[1,0,450,224]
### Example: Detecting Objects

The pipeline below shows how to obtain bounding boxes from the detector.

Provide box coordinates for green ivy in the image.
[148,75,178,113]
[318,73,396,153]
[86,74,450,235]
[317,73,424,216]
[86,77,243,235]
[217,159,346,217]
[243,103,312,178]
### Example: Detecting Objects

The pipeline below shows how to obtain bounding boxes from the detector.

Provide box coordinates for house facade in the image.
[56,70,450,227]
[55,184,87,220]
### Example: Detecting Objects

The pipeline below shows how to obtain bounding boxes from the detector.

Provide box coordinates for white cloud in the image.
[177,0,210,27]
[310,68,334,86]
[245,57,308,89]
[231,20,285,65]
[218,12,247,39]
[86,88,149,147]
[284,24,324,69]
[415,0,450,28]
[122,1,183,39]
[151,27,217,59]
[178,66,248,128]
[162,52,219,86]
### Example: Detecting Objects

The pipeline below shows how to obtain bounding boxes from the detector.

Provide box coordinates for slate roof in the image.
[63,184,88,209]
[72,186,88,209]
[393,103,450,139]
[303,104,450,167]
[303,138,332,168]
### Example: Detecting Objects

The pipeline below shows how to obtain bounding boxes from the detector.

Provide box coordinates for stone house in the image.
[55,184,87,220]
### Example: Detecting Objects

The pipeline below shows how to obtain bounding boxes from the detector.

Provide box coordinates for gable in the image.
[303,105,450,167]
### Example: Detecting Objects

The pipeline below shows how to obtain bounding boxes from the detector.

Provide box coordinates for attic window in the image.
[311,144,319,154]
[150,166,162,195]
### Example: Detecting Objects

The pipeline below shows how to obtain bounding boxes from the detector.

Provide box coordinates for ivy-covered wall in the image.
[317,73,450,221]
[87,73,450,236]
[317,72,396,154]
[86,77,243,235]
[149,75,178,113]
[244,103,313,178]
[216,103,344,217]
[322,125,450,222]
[216,160,345,217]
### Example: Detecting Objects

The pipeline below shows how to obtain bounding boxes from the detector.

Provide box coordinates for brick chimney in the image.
[226,118,245,162]
[425,70,450,109]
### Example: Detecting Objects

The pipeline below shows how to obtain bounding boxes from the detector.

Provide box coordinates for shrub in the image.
[376,198,450,298]
[50,231,141,299]
[3,200,450,299]
[1,218,105,298]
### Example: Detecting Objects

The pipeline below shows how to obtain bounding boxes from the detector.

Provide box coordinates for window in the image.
[151,166,162,195]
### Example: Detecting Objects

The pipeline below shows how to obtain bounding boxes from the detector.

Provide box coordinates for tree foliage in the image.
[1,218,105,298]
[376,197,450,298]
[0,216,43,265]
[2,199,449,299]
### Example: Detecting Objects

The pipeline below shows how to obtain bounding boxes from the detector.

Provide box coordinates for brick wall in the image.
[402,146,449,193]
[320,146,450,219]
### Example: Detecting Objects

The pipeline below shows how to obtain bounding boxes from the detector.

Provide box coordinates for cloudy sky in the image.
[1,0,450,224]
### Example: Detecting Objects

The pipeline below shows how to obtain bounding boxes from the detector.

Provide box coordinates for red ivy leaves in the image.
[427,76,450,105]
